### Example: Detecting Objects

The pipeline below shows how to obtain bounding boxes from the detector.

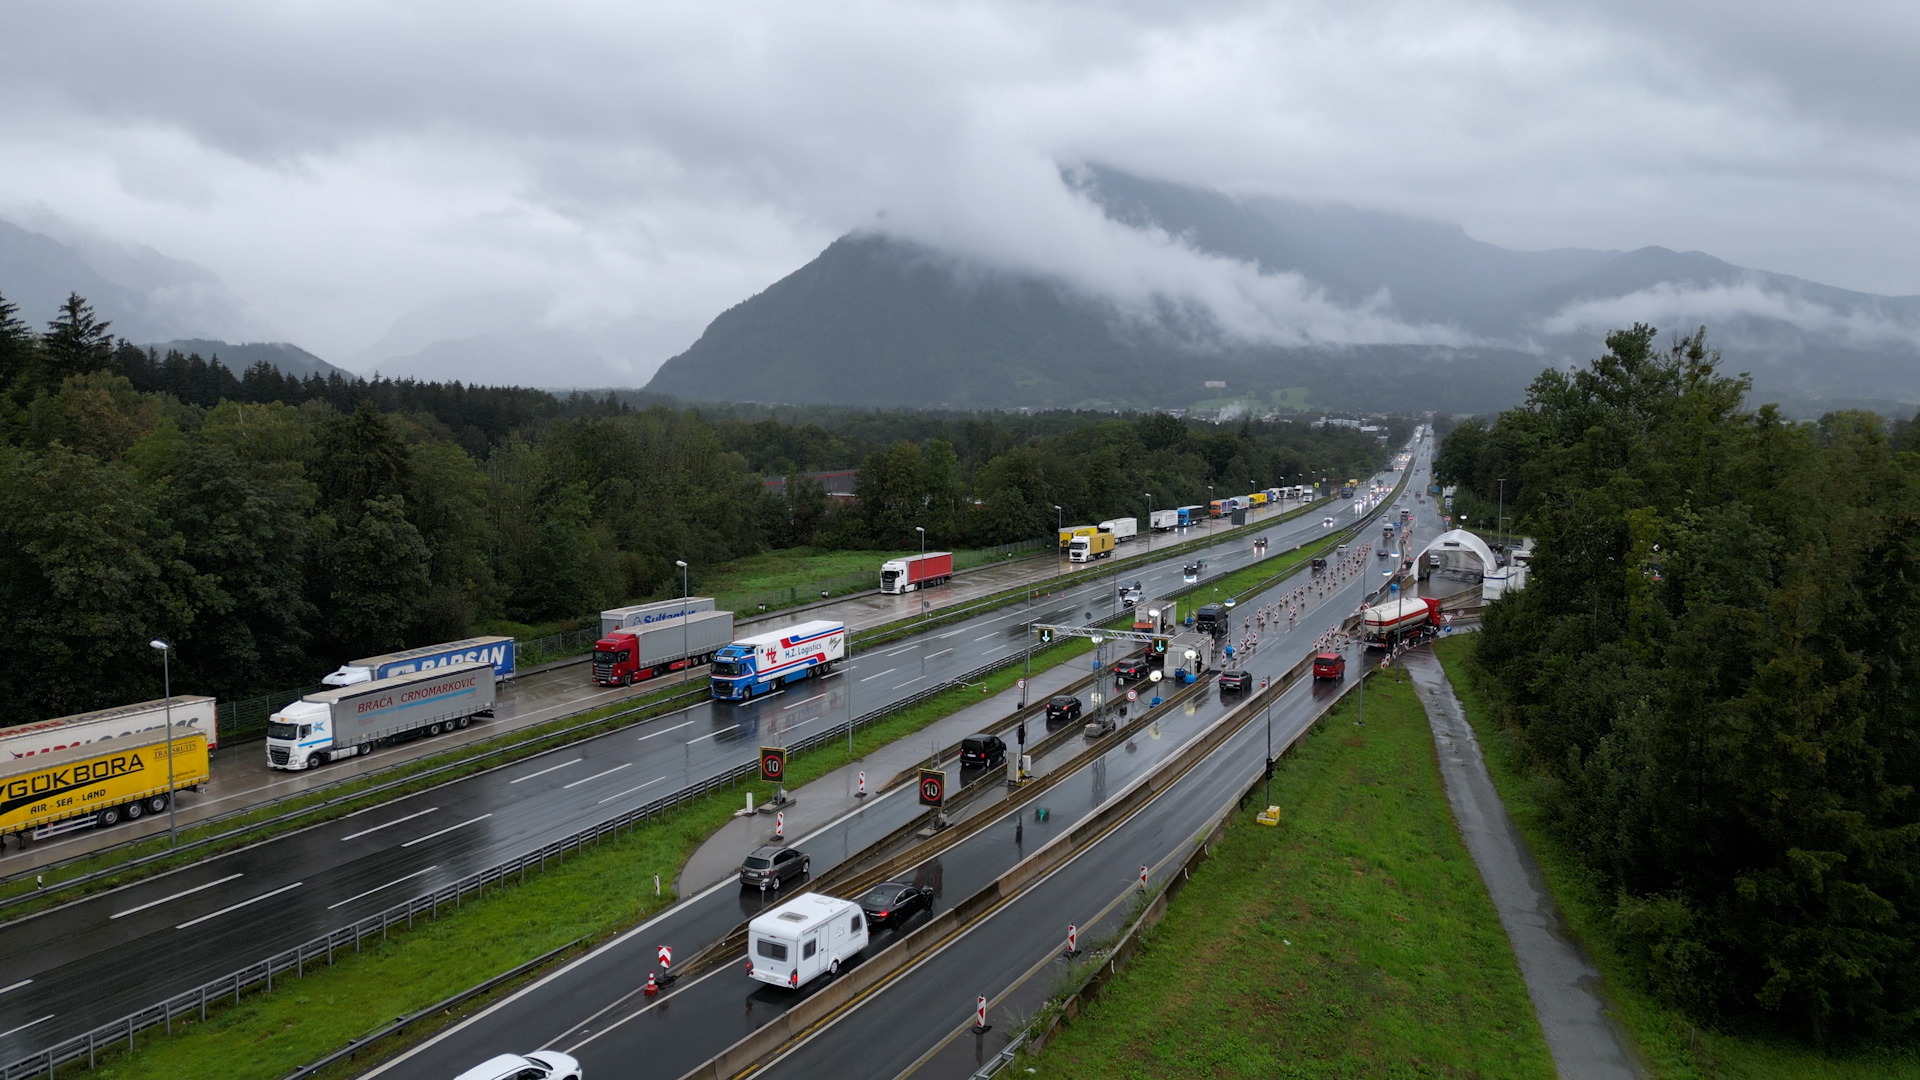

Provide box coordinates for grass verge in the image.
[1026,668,1556,1079]
[66,634,1099,1080]
[1434,635,1920,1080]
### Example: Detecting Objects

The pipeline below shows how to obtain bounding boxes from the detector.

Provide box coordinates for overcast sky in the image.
[2,0,1915,380]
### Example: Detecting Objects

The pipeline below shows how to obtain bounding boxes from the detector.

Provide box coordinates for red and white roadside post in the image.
[1139,865,1149,891]
[774,811,785,840]
[856,771,867,797]
[971,995,991,1035]
[658,945,675,986]
[1065,924,1078,957]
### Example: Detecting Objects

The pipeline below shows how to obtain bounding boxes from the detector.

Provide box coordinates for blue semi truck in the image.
[710,621,846,701]
[322,636,516,687]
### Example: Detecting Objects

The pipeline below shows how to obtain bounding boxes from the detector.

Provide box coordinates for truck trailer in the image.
[1149,509,1180,531]
[1097,517,1139,543]
[879,552,954,594]
[600,597,718,637]
[1069,531,1115,563]
[1,730,209,841]
[593,609,735,686]
[1176,505,1205,527]
[323,636,516,687]
[710,621,846,701]
[746,892,870,989]
[1361,596,1443,646]
[1057,525,1098,549]
[266,662,496,770]
[0,696,218,759]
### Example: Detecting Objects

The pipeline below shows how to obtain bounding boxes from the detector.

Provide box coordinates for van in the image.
[1194,603,1226,633]
[959,733,1007,767]
[747,893,871,989]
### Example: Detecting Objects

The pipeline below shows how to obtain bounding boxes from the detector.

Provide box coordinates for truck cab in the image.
[592,629,644,685]
[265,700,334,770]
[1068,532,1113,563]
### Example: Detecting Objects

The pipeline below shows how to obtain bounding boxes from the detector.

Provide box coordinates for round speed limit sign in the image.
[1016,678,1025,690]
[1126,689,1138,702]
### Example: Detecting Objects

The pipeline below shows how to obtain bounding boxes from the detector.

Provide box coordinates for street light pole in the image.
[1144,493,1153,552]
[148,639,178,846]
[675,559,690,685]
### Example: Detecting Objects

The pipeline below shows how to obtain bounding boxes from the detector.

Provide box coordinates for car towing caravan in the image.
[746,892,870,989]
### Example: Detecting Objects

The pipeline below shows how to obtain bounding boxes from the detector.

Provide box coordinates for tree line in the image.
[1437,325,1919,1043]
[0,290,1400,726]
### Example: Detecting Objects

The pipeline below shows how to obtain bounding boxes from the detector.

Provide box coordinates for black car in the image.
[858,880,934,929]
[1112,656,1151,682]
[1310,557,1328,571]
[959,733,1007,767]
[738,845,810,891]
[1045,695,1083,723]
[1218,669,1253,693]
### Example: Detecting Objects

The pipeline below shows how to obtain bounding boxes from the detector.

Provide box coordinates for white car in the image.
[454,1051,582,1080]
[1321,517,1336,527]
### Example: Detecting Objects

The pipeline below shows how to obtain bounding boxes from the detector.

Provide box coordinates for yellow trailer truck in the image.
[1057,524,1098,549]
[0,731,209,842]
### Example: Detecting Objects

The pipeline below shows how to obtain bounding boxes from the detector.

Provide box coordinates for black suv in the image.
[958,733,1007,767]
[739,845,810,891]
[1045,695,1083,723]
[1112,656,1150,682]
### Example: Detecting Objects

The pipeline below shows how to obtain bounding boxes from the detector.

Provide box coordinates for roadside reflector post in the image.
[658,945,676,986]
[1139,865,1149,891]
[1065,924,1079,957]
[856,770,867,797]
[971,995,991,1035]
[654,873,661,896]
[774,811,785,840]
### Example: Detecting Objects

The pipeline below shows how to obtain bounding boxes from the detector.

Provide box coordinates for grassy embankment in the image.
[1434,635,1920,1080]
[78,515,1362,1078]
[1027,668,1556,1079]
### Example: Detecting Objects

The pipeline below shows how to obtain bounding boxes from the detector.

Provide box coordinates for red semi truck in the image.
[879,552,953,594]
[593,609,736,686]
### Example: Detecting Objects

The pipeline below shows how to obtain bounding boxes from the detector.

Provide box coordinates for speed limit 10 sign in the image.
[918,768,947,807]
[759,746,787,783]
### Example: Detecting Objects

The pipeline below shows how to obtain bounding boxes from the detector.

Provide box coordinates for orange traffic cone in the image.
[644,970,659,996]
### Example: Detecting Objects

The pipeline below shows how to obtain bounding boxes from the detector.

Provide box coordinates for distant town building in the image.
[762,469,859,505]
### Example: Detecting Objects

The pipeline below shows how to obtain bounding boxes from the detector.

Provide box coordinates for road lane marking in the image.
[175,881,304,929]
[972,630,1002,641]
[401,813,493,848]
[339,807,439,841]
[687,728,728,744]
[597,776,667,804]
[563,762,633,789]
[891,679,921,690]
[509,757,582,783]
[859,668,896,682]
[635,720,693,742]
[0,1015,54,1040]
[881,643,916,656]
[327,866,438,910]
[0,979,31,996]
[110,873,244,919]
[926,648,952,660]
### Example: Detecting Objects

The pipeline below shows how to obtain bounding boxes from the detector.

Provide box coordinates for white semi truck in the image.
[1097,517,1139,543]
[266,662,495,770]
[0,696,219,759]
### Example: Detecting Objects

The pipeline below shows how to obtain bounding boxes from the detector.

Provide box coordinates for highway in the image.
[367,446,1437,1078]
[0,463,1408,1061]
[0,488,1325,875]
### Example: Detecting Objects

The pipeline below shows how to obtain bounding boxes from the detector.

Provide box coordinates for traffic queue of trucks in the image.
[710,621,847,701]
[879,551,953,594]
[0,697,219,759]
[0,731,210,843]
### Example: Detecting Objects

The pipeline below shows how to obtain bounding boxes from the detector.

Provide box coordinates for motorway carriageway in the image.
[0,459,1414,1061]
[371,453,1439,1080]
[1,494,1331,875]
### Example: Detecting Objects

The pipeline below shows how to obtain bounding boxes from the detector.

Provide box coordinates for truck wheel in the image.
[147,794,169,814]
[125,800,145,821]
[456,716,470,729]
[426,722,442,736]
[97,806,121,827]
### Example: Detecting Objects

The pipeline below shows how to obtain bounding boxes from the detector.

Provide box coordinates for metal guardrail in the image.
[0,640,1043,1079]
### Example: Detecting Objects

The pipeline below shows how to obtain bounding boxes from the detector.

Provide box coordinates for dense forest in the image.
[1437,326,1919,1043]
[0,291,1401,725]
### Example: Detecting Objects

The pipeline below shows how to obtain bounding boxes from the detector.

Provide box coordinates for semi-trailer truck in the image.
[1057,525,1098,549]
[0,696,219,759]
[1149,509,1180,531]
[600,597,718,636]
[879,552,954,594]
[266,662,496,770]
[1068,531,1115,562]
[1176,505,1205,527]
[710,621,846,701]
[1361,596,1443,646]
[593,609,735,686]
[1,731,209,841]
[1096,517,1139,543]
[323,636,516,687]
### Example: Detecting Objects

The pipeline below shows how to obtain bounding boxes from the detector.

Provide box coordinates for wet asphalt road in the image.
[371,451,1435,1079]
[1406,649,1643,1080]
[0,473,1398,1061]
